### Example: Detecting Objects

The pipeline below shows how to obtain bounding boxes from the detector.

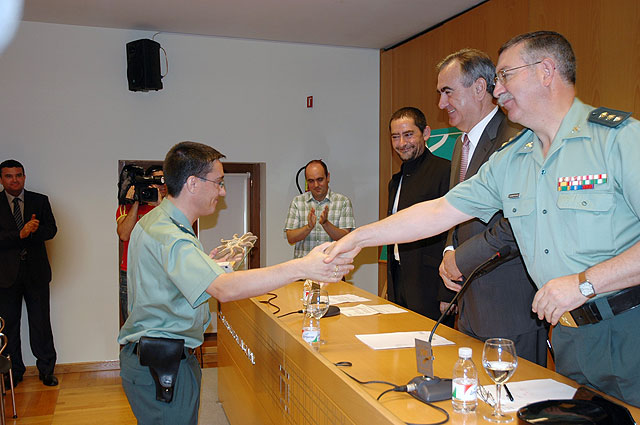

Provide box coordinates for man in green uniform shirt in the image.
[326,31,640,407]
[118,142,353,424]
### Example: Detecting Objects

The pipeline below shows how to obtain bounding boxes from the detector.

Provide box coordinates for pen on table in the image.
[504,384,514,402]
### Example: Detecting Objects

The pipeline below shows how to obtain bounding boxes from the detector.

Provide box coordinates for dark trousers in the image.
[553,305,640,407]
[459,321,548,367]
[119,269,128,326]
[0,259,57,378]
[120,343,202,425]
[389,258,455,327]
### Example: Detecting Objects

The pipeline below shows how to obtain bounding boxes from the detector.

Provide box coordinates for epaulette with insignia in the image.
[588,107,631,128]
[170,217,194,235]
[498,128,529,151]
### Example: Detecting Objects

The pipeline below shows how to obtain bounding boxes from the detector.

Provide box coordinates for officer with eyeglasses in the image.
[118,142,354,424]
[326,31,640,407]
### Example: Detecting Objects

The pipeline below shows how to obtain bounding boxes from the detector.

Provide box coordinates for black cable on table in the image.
[335,362,450,425]
[258,293,280,315]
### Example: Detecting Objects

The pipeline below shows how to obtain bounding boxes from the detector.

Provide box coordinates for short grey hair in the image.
[437,48,496,94]
[499,31,576,85]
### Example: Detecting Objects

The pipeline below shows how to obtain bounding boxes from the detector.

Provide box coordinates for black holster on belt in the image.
[137,336,185,403]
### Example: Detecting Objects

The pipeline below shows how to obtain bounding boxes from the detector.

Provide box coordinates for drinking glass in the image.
[301,279,319,307]
[306,287,330,319]
[305,288,330,343]
[482,338,518,422]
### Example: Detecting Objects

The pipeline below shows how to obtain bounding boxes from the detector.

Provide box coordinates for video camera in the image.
[118,164,165,205]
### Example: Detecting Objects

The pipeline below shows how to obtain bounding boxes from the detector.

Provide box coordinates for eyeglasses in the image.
[494,61,542,85]
[197,176,225,188]
[477,384,496,407]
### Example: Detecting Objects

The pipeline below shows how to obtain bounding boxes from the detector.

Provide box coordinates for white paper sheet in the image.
[340,304,407,316]
[340,304,379,316]
[370,304,407,314]
[355,331,454,350]
[330,294,371,304]
[480,379,577,412]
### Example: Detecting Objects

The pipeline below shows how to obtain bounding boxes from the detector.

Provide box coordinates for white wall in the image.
[0,22,379,365]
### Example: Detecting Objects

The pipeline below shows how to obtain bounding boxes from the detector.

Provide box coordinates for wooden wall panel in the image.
[386,0,528,140]
[529,0,640,115]
[379,51,393,296]
[377,0,528,295]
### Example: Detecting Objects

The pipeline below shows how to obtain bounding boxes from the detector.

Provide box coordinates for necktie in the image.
[459,134,470,182]
[13,198,24,230]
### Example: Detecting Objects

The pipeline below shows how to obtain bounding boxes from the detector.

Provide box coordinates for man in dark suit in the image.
[0,159,58,386]
[387,107,452,323]
[436,49,547,365]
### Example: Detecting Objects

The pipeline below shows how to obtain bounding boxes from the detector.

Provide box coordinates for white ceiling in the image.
[22,0,483,49]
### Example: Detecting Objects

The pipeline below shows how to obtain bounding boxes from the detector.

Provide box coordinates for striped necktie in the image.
[459,134,470,182]
[13,197,24,230]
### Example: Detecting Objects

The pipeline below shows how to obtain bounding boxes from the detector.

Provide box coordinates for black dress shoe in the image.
[39,373,58,386]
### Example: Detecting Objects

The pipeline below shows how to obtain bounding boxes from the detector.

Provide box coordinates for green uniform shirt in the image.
[446,98,640,296]
[118,198,224,348]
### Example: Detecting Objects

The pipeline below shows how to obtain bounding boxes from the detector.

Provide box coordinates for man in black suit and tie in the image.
[436,49,547,365]
[0,159,58,386]
[387,107,452,323]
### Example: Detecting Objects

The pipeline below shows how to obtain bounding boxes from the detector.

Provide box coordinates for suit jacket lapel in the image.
[466,110,505,177]
[447,133,465,190]
[388,174,400,214]
[0,190,18,230]
[23,190,33,221]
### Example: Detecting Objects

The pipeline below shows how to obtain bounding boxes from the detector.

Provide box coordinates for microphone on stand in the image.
[407,246,511,403]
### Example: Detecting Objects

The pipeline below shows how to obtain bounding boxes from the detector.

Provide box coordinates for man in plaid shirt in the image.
[285,160,355,258]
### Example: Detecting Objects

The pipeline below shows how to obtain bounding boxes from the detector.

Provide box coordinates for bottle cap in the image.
[458,347,472,358]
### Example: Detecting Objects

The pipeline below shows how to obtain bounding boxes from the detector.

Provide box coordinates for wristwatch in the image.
[578,271,596,298]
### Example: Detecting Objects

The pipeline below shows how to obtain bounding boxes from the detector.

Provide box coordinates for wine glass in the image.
[306,287,330,319]
[306,288,330,343]
[482,338,518,422]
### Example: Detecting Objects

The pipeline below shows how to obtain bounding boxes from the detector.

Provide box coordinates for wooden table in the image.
[217,281,640,424]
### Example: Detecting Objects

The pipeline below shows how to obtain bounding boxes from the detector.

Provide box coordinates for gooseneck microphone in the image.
[406,246,511,403]
[431,245,511,341]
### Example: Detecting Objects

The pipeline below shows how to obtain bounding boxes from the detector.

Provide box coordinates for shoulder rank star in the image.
[499,128,529,151]
[588,107,632,128]
[170,217,195,235]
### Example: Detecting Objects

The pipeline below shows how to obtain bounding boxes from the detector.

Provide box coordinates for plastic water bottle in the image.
[301,313,320,348]
[302,279,313,307]
[452,347,478,413]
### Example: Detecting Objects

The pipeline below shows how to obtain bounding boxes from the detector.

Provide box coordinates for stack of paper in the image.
[340,304,407,317]
[355,331,454,350]
[330,294,371,304]
[480,379,577,412]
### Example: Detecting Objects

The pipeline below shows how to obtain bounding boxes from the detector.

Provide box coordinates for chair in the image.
[0,317,18,424]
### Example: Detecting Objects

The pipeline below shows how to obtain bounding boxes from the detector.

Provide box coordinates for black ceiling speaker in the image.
[126,39,163,92]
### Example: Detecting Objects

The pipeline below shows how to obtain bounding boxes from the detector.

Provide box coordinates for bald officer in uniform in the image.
[325,31,640,407]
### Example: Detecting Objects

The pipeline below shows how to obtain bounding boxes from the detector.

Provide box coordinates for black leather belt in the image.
[132,342,196,358]
[566,285,640,326]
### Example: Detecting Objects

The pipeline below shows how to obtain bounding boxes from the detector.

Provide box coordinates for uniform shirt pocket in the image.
[557,192,615,255]
[501,198,535,251]
[503,198,535,219]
